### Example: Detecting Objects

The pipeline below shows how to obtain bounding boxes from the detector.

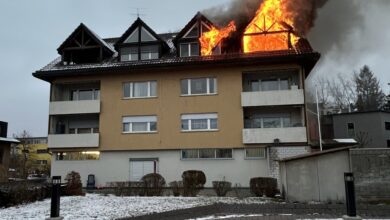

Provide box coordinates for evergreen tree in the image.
[354,65,385,111]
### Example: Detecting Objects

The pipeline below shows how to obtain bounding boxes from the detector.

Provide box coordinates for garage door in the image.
[129,159,157,181]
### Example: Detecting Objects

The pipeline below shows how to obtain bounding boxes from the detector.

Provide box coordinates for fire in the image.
[243,0,300,53]
[200,21,236,56]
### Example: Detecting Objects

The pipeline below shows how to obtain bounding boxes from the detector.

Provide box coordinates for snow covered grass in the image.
[0,193,269,220]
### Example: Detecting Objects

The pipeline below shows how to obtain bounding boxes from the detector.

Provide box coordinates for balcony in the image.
[48,133,99,149]
[243,127,307,144]
[49,100,100,115]
[241,89,304,107]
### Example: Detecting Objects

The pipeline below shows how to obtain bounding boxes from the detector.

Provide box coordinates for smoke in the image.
[203,0,328,37]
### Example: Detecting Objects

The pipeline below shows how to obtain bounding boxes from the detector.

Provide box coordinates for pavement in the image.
[121,203,390,220]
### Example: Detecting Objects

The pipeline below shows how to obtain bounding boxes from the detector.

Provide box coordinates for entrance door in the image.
[129,159,158,181]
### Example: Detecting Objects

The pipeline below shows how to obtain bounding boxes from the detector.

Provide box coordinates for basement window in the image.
[181,149,233,160]
[245,148,266,159]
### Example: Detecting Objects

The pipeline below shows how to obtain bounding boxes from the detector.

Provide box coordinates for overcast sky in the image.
[0,0,389,137]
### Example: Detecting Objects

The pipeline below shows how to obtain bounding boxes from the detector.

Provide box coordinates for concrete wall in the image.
[51,149,269,187]
[241,89,304,107]
[243,127,307,144]
[280,150,351,203]
[49,100,100,115]
[333,112,390,148]
[0,142,10,182]
[351,148,390,201]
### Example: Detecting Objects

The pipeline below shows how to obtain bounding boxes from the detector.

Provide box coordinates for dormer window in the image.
[57,23,115,65]
[115,18,169,62]
[180,42,199,57]
[173,12,220,57]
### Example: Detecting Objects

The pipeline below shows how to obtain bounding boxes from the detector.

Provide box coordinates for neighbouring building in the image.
[33,12,320,187]
[0,121,20,182]
[11,137,51,174]
[332,111,390,148]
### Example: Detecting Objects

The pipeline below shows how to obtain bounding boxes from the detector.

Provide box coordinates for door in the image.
[129,159,157,181]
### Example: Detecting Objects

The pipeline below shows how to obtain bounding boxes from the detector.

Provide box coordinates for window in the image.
[121,47,139,61]
[123,81,157,98]
[68,127,98,134]
[181,114,218,131]
[0,148,3,164]
[385,122,390,130]
[249,78,292,92]
[184,24,199,38]
[56,151,100,161]
[347,123,355,137]
[36,160,48,165]
[245,148,266,159]
[180,43,199,57]
[181,149,233,160]
[123,116,157,133]
[37,149,48,154]
[387,140,390,148]
[181,78,217,96]
[71,89,100,101]
[245,115,295,129]
[141,45,159,60]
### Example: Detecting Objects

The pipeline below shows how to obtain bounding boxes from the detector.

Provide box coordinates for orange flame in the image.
[243,0,300,53]
[200,21,236,56]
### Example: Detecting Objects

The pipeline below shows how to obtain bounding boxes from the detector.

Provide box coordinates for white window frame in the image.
[181,78,217,96]
[123,81,157,99]
[71,89,100,101]
[181,113,218,132]
[122,116,158,134]
[180,42,199,57]
[245,147,266,160]
[181,148,233,160]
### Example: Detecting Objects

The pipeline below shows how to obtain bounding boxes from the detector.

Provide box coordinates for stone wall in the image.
[269,146,309,183]
[351,149,390,201]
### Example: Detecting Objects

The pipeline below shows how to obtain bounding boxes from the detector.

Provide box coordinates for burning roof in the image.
[33,1,321,80]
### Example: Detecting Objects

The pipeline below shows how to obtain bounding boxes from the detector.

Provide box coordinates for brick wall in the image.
[351,149,390,201]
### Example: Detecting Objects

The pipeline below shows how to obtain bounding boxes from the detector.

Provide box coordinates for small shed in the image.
[278,147,353,203]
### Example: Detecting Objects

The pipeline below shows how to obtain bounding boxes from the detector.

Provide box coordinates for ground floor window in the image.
[181,148,233,160]
[245,147,266,159]
[56,151,100,161]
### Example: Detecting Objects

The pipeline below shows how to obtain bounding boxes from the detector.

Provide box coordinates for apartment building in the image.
[33,13,320,186]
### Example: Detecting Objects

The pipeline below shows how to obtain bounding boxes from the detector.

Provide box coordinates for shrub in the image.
[141,173,166,196]
[182,170,206,197]
[250,177,278,197]
[212,181,232,197]
[0,181,50,207]
[110,182,128,196]
[65,171,84,196]
[169,181,183,197]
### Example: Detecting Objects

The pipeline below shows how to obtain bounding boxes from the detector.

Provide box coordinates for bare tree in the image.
[13,130,34,178]
[355,131,373,148]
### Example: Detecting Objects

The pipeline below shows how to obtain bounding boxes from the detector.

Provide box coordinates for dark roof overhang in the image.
[33,50,320,82]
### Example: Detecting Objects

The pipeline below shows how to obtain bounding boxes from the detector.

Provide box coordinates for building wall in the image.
[351,148,390,201]
[52,64,302,152]
[333,112,390,148]
[51,149,269,187]
[0,142,11,182]
[279,150,351,202]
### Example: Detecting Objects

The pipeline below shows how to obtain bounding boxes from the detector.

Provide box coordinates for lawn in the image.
[0,194,269,220]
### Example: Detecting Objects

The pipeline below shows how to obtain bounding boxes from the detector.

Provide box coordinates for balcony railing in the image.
[48,133,99,149]
[49,100,100,115]
[242,127,307,144]
[241,89,304,107]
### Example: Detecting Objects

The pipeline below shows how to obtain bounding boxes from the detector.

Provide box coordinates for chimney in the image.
[0,121,8,138]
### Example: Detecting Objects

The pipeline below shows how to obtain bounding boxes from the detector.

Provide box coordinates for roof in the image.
[331,110,390,117]
[114,17,169,51]
[277,146,354,162]
[0,137,20,144]
[57,23,116,56]
[33,47,320,81]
